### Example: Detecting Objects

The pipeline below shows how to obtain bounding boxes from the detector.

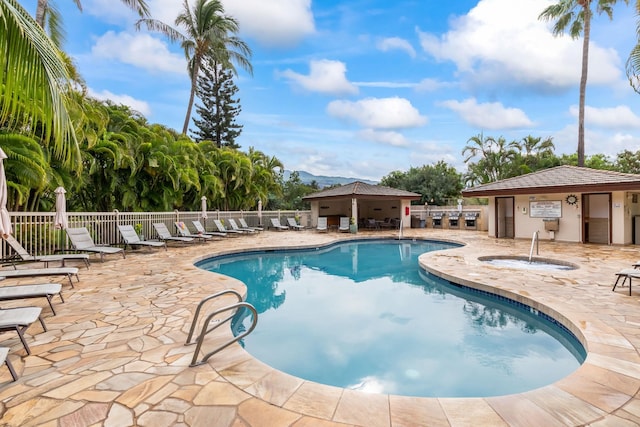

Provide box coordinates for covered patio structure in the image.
[302,181,421,230]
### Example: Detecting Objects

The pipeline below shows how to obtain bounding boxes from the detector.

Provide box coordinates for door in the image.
[582,193,611,244]
[495,197,514,238]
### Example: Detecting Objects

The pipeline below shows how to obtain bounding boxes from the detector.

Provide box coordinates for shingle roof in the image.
[462,165,640,197]
[303,181,421,201]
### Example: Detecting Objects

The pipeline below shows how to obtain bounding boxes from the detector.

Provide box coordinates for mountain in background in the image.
[284,170,377,188]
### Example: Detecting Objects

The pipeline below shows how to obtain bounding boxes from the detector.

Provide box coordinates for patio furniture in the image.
[238,218,263,232]
[338,217,350,232]
[3,235,90,268]
[0,267,79,288]
[213,219,244,235]
[66,227,125,262]
[0,307,47,355]
[612,269,640,295]
[228,219,256,233]
[0,347,17,381]
[191,220,228,238]
[0,283,63,315]
[270,218,289,231]
[316,217,328,233]
[118,225,167,251]
[175,221,213,243]
[152,223,195,244]
[287,217,305,231]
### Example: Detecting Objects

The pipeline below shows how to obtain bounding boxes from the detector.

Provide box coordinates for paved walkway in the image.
[0,228,639,426]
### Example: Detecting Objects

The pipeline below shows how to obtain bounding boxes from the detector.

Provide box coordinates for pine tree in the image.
[191,59,243,148]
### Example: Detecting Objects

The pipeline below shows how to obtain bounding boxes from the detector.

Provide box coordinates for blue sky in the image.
[18,0,640,181]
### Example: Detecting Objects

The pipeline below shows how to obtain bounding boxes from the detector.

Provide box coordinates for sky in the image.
[17,0,640,182]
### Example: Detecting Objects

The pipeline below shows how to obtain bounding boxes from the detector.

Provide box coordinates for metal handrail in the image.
[529,231,539,262]
[186,290,258,367]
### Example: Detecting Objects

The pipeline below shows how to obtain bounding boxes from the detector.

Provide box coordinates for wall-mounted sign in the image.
[529,200,562,218]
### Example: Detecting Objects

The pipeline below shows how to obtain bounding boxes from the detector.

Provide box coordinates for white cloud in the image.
[221,0,315,47]
[280,60,358,95]
[417,0,621,90]
[569,105,640,129]
[357,129,410,147]
[376,37,416,58]
[84,0,140,26]
[91,31,185,74]
[415,78,454,92]
[88,88,152,116]
[439,98,533,129]
[327,97,428,129]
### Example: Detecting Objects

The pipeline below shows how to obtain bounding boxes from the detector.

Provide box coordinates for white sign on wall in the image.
[529,200,562,218]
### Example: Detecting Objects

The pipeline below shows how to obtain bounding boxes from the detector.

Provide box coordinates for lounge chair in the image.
[117,225,167,251]
[238,218,263,232]
[0,283,63,315]
[227,219,256,233]
[0,347,17,381]
[65,227,125,262]
[270,218,289,231]
[287,218,305,231]
[0,307,46,355]
[0,267,78,288]
[213,219,244,235]
[191,220,228,238]
[612,268,640,295]
[175,221,214,243]
[338,217,350,232]
[3,235,90,268]
[365,218,377,230]
[316,217,328,233]
[379,218,396,229]
[152,223,194,244]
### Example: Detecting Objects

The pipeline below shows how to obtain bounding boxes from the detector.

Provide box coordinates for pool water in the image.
[197,239,585,398]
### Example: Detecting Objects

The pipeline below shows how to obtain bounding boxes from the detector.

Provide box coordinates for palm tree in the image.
[626,1,640,91]
[35,0,149,46]
[539,0,627,167]
[137,0,252,135]
[0,0,79,167]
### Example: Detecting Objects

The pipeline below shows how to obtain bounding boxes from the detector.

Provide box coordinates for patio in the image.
[0,228,639,426]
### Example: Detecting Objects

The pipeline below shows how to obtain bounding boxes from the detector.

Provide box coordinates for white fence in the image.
[2,210,310,258]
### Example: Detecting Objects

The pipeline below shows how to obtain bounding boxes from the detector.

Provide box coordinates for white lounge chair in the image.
[213,219,243,235]
[0,283,63,315]
[286,218,304,231]
[338,217,350,232]
[192,220,228,237]
[0,307,46,355]
[227,218,255,233]
[612,268,640,295]
[270,218,289,231]
[65,227,125,262]
[152,223,195,244]
[175,221,213,243]
[238,218,263,232]
[3,235,90,268]
[0,267,79,288]
[316,217,328,233]
[118,225,167,251]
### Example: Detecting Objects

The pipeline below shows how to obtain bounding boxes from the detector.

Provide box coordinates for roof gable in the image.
[303,181,421,200]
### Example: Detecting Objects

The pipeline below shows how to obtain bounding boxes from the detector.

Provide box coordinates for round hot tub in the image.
[478,255,578,271]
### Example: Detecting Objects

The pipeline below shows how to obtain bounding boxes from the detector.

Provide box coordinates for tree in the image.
[516,135,556,173]
[35,0,149,46]
[615,149,640,173]
[137,0,252,135]
[462,134,519,186]
[539,0,627,167]
[380,161,463,206]
[0,0,79,167]
[191,59,242,148]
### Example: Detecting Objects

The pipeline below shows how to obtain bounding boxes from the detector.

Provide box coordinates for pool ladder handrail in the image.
[186,289,258,367]
[529,230,539,262]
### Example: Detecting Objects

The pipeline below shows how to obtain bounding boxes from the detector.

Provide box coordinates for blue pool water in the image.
[196,239,585,398]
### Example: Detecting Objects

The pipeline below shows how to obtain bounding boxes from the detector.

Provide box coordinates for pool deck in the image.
[0,228,640,426]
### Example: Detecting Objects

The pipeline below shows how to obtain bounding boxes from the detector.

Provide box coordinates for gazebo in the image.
[302,181,421,230]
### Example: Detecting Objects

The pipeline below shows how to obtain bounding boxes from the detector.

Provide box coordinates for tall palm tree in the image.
[0,0,79,167]
[626,1,640,91]
[35,0,149,46]
[137,0,252,135]
[539,0,627,168]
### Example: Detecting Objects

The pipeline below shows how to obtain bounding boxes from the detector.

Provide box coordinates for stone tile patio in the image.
[0,228,639,426]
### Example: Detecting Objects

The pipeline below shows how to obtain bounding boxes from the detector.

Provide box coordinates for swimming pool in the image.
[197,239,585,398]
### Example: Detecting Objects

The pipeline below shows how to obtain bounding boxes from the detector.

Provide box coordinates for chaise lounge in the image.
[66,227,125,262]
[118,225,167,251]
[0,283,64,315]
[0,267,79,288]
[270,218,289,231]
[3,235,90,268]
[0,307,47,355]
[152,223,195,244]
[191,220,228,238]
